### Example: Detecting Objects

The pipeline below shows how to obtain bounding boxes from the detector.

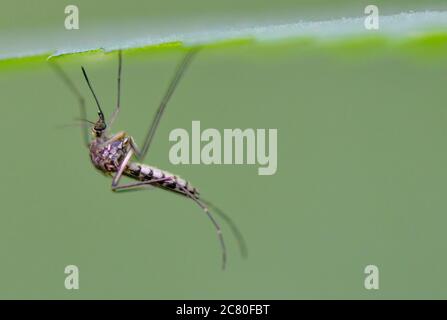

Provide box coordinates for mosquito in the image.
[50,49,246,270]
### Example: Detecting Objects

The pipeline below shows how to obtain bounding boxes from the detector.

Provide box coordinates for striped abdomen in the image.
[125,162,199,198]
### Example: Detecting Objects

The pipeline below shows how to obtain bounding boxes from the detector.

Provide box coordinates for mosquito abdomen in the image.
[125,162,199,197]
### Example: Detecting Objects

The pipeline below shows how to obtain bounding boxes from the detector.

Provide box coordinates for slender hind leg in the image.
[50,61,89,147]
[178,185,227,270]
[108,50,122,128]
[139,49,199,161]
[201,199,248,259]
[113,178,173,192]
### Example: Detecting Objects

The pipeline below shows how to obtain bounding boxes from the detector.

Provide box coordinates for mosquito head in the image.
[93,113,107,137]
[81,66,107,137]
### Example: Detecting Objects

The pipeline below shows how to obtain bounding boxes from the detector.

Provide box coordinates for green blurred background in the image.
[1,0,447,30]
[1,0,447,299]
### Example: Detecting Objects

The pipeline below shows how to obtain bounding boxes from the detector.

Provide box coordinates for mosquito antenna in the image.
[81,66,105,121]
[140,48,199,159]
[201,198,248,259]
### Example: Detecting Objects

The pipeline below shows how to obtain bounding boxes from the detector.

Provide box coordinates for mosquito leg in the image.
[108,50,122,128]
[112,177,173,192]
[178,185,227,270]
[201,198,248,259]
[139,49,199,161]
[129,136,143,160]
[50,61,90,147]
[111,149,134,190]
